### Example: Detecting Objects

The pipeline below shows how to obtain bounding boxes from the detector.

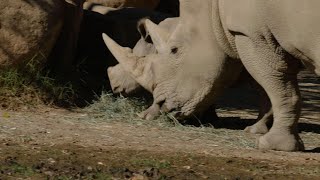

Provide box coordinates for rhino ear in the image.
[102,33,140,74]
[144,19,170,53]
[137,18,149,39]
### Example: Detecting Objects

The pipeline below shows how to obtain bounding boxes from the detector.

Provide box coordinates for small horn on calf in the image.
[144,19,170,53]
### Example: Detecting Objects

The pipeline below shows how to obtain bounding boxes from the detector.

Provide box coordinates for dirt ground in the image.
[0,70,319,179]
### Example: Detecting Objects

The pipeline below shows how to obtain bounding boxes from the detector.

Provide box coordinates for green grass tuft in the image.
[85,92,177,128]
[0,53,77,109]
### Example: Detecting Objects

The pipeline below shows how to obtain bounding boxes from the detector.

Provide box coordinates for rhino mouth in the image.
[158,86,213,121]
[151,82,202,120]
[156,96,195,120]
[161,101,201,122]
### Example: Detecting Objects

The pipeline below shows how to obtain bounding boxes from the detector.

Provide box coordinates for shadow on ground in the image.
[210,117,320,134]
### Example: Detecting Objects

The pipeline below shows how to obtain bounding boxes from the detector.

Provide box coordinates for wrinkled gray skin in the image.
[108,17,273,134]
[102,0,320,152]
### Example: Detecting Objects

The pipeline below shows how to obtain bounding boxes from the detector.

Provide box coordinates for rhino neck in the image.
[178,0,237,58]
[211,0,239,59]
[171,0,243,116]
[179,0,213,34]
[175,0,218,52]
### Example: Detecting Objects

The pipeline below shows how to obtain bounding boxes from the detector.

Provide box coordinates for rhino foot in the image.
[137,104,160,120]
[257,130,305,152]
[244,121,269,134]
[245,108,273,134]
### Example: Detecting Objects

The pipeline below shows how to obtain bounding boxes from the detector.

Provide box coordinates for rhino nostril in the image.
[113,86,122,93]
[171,111,182,118]
[158,100,165,106]
[161,102,178,113]
[157,100,171,113]
[161,104,170,113]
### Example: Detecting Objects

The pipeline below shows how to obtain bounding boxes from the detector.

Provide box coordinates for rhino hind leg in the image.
[235,35,304,151]
[245,83,273,134]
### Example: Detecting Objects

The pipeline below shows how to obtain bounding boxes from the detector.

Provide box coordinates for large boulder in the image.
[85,0,160,10]
[0,0,62,67]
[0,0,85,69]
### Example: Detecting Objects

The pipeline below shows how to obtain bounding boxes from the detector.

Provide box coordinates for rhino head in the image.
[107,18,178,96]
[103,0,242,119]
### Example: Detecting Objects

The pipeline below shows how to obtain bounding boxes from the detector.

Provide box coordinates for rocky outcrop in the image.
[0,0,63,67]
[0,0,84,69]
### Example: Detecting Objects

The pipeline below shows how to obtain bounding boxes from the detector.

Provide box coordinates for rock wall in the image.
[0,0,66,67]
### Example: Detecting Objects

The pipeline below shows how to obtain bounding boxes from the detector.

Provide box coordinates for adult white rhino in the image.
[102,0,320,152]
[108,17,273,133]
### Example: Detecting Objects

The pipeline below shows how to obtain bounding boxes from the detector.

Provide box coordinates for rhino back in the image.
[222,0,320,74]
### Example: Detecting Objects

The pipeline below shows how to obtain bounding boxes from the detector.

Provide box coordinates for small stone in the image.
[131,173,146,180]
[44,171,54,176]
[47,158,56,164]
[182,166,191,170]
[87,166,93,171]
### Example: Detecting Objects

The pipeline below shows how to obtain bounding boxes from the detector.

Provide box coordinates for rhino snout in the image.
[107,66,117,91]
[160,99,180,114]
[161,101,185,120]
[107,66,125,94]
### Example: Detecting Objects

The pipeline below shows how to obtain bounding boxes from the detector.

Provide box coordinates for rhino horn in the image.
[144,19,170,53]
[102,33,140,75]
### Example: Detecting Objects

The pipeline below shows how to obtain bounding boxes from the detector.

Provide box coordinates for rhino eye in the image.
[171,47,178,54]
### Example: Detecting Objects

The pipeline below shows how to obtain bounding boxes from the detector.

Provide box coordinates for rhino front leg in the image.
[235,35,304,151]
[245,109,272,134]
[137,103,161,120]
